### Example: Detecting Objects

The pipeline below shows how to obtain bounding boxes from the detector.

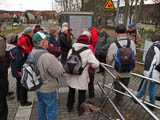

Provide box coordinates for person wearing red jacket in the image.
[18,27,33,58]
[91,28,99,48]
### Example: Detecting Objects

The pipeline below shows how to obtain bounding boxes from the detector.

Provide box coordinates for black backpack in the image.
[114,39,135,73]
[145,43,160,72]
[64,47,89,75]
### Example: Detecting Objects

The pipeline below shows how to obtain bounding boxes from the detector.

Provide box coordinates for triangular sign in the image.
[104,0,115,10]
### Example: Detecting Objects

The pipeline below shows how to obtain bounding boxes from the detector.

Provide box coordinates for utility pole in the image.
[51,0,54,22]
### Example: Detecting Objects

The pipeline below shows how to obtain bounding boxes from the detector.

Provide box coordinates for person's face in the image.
[28,31,33,37]
[64,30,68,34]
[70,30,72,34]
[42,39,49,49]
[53,32,56,37]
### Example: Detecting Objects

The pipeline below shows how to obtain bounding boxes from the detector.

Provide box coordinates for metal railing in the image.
[98,63,160,120]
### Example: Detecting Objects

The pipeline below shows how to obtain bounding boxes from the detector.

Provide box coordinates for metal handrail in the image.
[102,63,160,84]
[100,63,160,120]
[97,82,125,120]
[100,83,160,110]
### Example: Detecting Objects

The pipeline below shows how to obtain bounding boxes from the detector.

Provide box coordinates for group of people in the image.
[0,21,159,120]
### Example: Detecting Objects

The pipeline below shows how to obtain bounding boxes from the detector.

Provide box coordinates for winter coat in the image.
[30,48,64,93]
[0,36,8,89]
[59,32,72,51]
[0,36,6,57]
[6,44,25,78]
[67,43,99,90]
[95,31,110,56]
[91,28,99,48]
[144,41,160,81]
[0,57,8,90]
[18,34,33,55]
[49,34,60,47]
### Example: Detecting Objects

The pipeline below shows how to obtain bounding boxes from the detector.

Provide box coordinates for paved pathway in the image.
[7,67,160,120]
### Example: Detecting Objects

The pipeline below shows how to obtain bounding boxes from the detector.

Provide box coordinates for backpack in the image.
[145,43,160,72]
[114,39,135,73]
[21,50,48,91]
[64,47,89,75]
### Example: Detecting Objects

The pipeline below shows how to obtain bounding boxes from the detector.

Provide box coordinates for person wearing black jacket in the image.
[0,36,9,120]
[59,27,72,64]
[6,34,32,106]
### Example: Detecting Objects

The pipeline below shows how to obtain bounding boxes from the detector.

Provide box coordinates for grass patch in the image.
[0,26,26,37]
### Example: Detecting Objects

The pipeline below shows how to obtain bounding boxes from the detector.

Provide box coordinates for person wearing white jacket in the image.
[66,34,99,115]
[136,32,160,111]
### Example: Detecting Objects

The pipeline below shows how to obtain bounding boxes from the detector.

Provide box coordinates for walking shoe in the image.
[20,101,32,106]
[67,106,73,113]
[78,106,85,116]
[146,104,154,111]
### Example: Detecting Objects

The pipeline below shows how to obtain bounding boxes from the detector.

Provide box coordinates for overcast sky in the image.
[0,0,58,11]
[0,0,154,11]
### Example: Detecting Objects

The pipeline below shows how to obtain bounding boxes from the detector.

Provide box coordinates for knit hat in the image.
[32,32,49,47]
[49,28,56,35]
[35,25,40,29]
[81,30,91,38]
[128,24,136,29]
[62,27,68,33]
[24,27,33,34]
[128,24,136,32]
[152,32,160,42]
[77,35,90,45]
[62,22,68,27]
[115,25,126,34]
[6,33,18,44]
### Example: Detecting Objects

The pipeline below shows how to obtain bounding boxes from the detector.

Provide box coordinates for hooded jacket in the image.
[91,28,99,47]
[18,34,33,55]
[0,36,8,89]
[67,43,99,90]
[30,48,64,93]
[59,32,72,51]
[95,31,110,55]
[6,44,25,77]
[144,41,160,80]
[6,34,25,78]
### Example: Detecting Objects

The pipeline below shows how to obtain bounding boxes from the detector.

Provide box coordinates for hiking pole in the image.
[82,103,114,120]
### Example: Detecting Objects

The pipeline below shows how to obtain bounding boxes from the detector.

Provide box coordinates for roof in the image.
[0,13,13,19]
[58,12,94,16]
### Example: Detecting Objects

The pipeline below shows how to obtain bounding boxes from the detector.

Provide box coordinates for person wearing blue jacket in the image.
[6,34,32,106]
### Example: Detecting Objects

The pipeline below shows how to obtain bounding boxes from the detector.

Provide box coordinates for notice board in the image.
[69,15,93,39]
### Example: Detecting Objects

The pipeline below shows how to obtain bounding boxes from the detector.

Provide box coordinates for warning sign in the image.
[104,0,115,10]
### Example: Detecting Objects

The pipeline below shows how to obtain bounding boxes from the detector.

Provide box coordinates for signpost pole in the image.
[115,0,120,27]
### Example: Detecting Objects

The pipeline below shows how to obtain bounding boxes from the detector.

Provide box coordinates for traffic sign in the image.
[104,0,115,10]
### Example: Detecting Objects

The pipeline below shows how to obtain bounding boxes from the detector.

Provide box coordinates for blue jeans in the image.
[37,91,58,120]
[136,81,156,105]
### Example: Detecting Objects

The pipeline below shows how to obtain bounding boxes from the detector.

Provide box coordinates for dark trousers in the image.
[61,51,69,65]
[0,87,8,120]
[67,87,86,109]
[114,77,130,101]
[88,73,95,98]
[16,77,28,104]
[96,54,106,72]
[5,69,9,94]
